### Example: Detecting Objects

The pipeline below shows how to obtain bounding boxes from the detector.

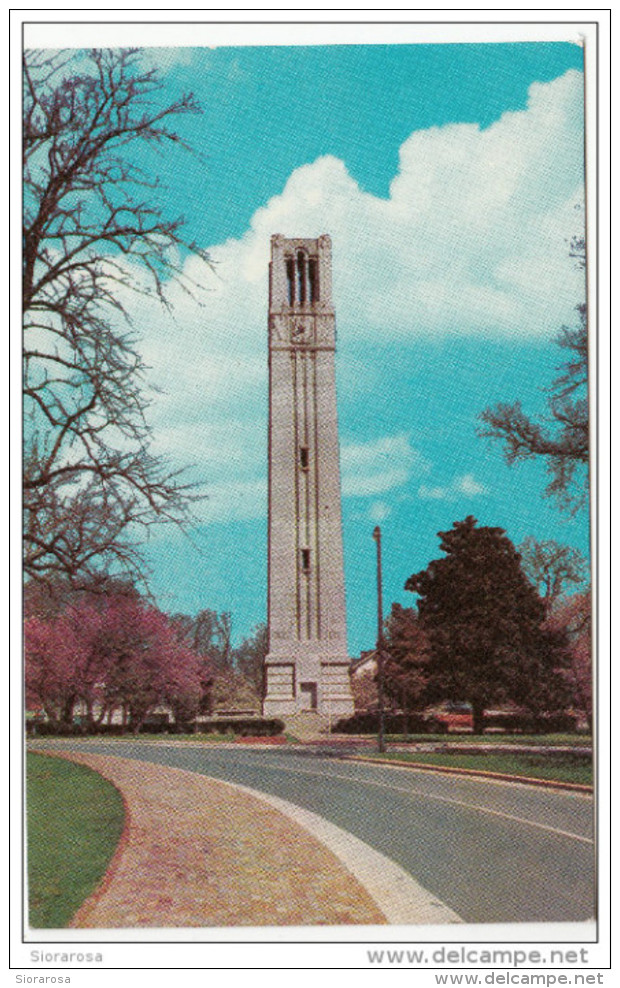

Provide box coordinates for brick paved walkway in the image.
[47,751,386,928]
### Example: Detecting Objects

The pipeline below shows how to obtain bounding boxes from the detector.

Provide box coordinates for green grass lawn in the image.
[27,752,125,928]
[95,731,590,747]
[366,749,593,786]
[381,733,591,747]
[108,731,237,742]
[104,731,291,743]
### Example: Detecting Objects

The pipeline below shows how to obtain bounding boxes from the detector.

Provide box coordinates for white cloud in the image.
[418,485,450,501]
[368,501,391,523]
[341,434,428,497]
[455,473,487,497]
[199,477,267,524]
[232,70,584,341]
[418,472,488,501]
[140,47,206,72]
[120,71,583,524]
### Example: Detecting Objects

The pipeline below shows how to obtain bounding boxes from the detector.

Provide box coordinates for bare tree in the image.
[171,609,234,669]
[234,623,268,698]
[479,238,588,514]
[518,537,587,614]
[23,48,211,586]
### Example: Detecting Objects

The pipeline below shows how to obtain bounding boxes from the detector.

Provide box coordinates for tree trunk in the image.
[43,703,61,730]
[471,700,485,735]
[402,693,410,741]
[130,705,149,736]
[61,694,76,726]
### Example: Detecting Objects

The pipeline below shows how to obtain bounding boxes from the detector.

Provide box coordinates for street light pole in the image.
[372,525,386,753]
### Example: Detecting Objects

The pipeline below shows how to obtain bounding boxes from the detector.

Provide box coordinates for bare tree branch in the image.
[23,48,212,586]
[478,237,589,514]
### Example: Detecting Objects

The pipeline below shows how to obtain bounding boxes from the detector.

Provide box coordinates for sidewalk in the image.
[46,750,387,928]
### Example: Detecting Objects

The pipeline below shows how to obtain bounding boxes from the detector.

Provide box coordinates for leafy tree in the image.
[405,516,570,733]
[479,238,588,514]
[350,668,379,713]
[23,48,211,587]
[518,537,587,614]
[25,612,80,725]
[25,590,204,732]
[383,604,434,733]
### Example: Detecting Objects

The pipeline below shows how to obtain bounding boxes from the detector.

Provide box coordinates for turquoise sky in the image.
[150,43,584,244]
[112,42,587,654]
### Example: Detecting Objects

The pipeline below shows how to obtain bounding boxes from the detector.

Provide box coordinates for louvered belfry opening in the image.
[284,249,320,308]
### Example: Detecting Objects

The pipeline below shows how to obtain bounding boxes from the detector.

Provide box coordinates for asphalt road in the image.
[36,740,595,924]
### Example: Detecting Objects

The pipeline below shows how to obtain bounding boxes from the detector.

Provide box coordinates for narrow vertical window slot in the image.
[301,548,310,573]
[286,258,295,306]
[308,258,319,303]
[297,250,306,305]
[299,446,309,470]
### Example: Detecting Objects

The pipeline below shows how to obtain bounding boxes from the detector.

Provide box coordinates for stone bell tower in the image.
[263,234,354,724]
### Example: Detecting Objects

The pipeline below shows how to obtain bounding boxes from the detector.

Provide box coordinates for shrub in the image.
[193,717,284,737]
[332,711,444,735]
[27,720,134,736]
[484,711,578,733]
[26,715,285,737]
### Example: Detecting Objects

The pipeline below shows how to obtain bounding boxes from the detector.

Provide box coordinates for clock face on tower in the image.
[291,320,312,344]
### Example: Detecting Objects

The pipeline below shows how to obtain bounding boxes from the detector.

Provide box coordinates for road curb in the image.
[209,777,463,925]
[341,755,594,794]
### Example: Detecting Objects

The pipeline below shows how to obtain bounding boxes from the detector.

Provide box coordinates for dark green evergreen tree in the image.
[405,516,569,733]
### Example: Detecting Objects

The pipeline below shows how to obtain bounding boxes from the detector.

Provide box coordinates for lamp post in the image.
[372,525,386,753]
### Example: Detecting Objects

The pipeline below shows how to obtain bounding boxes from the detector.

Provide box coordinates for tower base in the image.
[263,653,354,721]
